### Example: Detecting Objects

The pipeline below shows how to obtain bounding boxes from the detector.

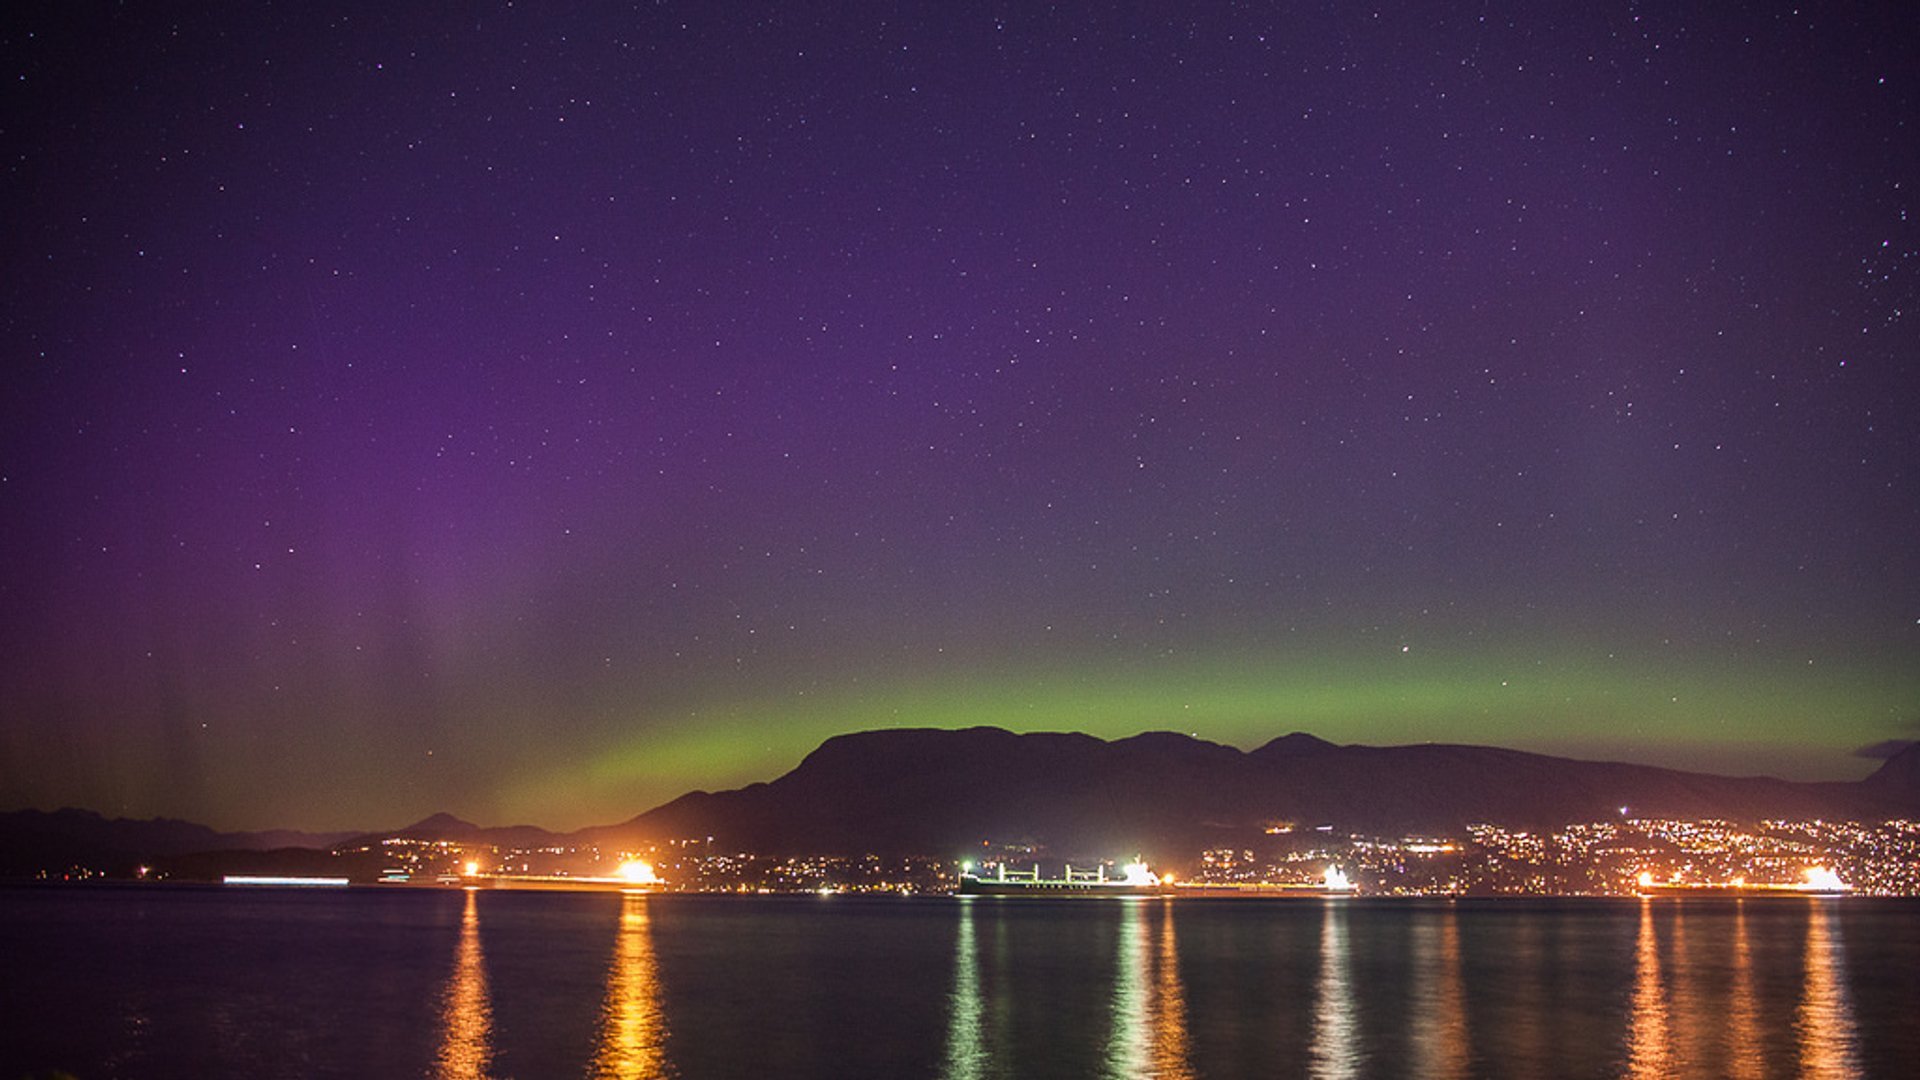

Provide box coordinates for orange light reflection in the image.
[1410,907,1469,1079]
[1103,900,1195,1079]
[1152,901,1195,1080]
[1726,901,1764,1080]
[1796,900,1861,1080]
[591,891,672,1079]
[434,889,493,1080]
[1624,899,1671,1079]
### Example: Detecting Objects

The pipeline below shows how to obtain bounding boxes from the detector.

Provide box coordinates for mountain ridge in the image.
[7,731,1916,871]
[0,807,358,876]
[584,728,1920,859]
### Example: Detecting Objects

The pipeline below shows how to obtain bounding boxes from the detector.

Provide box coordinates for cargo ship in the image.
[957,861,1360,898]
[957,861,1167,897]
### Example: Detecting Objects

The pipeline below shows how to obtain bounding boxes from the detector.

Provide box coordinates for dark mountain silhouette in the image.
[10,732,1917,874]
[0,807,355,876]
[0,808,556,878]
[340,813,561,850]
[586,727,1920,859]
[1862,742,1920,791]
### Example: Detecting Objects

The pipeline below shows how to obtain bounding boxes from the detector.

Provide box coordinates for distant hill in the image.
[585,727,1920,860]
[0,808,356,876]
[339,813,562,851]
[0,807,559,879]
[0,803,568,880]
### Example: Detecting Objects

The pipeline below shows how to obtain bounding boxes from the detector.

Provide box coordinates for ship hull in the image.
[957,878,1164,897]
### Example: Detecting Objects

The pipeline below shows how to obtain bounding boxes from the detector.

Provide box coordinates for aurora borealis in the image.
[3,4,1915,831]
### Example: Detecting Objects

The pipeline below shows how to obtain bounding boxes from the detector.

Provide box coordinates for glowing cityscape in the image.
[193,814,1918,899]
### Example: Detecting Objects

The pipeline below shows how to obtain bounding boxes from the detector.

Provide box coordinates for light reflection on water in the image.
[1625,898,1672,1078]
[591,891,672,1079]
[1797,900,1861,1080]
[1668,903,1710,1073]
[434,889,493,1080]
[940,898,987,1080]
[1495,913,1547,1073]
[1616,896,1865,1080]
[1150,900,1195,1080]
[1409,906,1469,1079]
[1309,900,1359,1080]
[6,889,1914,1078]
[1102,899,1195,1080]
[1103,900,1150,1077]
[1725,901,1764,1080]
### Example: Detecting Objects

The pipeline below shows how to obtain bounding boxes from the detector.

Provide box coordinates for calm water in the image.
[2,886,1916,1078]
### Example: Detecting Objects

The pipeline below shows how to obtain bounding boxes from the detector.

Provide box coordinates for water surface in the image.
[2,886,1915,1077]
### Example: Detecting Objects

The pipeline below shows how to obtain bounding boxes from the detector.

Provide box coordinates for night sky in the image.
[3,4,1915,832]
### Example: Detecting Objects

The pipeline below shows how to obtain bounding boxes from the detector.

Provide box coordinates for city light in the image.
[1804,866,1848,892]
[297,815,1919,897]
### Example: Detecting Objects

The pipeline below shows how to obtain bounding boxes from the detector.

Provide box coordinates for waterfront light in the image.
[1804,866,1848,892]
[617,860,659,885]
[1120,861,1157,886]
[463,861,481,877]
[1324,866,1352,891]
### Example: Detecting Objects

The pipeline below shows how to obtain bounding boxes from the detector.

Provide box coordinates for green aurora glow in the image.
[504,645,1917,827]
